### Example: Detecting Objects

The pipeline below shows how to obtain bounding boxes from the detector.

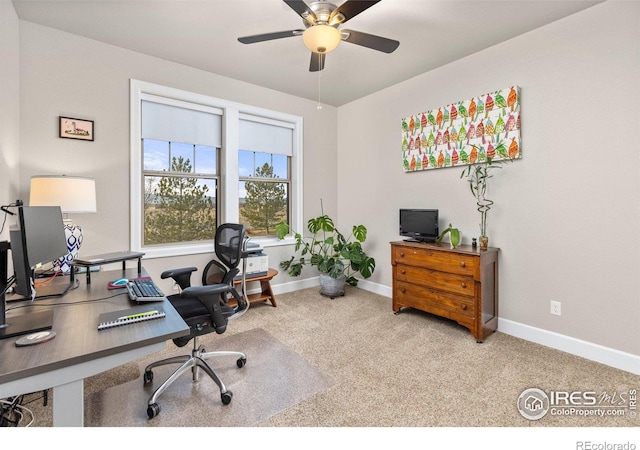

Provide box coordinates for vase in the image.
[319,272,345,299]
[479,235,489,250]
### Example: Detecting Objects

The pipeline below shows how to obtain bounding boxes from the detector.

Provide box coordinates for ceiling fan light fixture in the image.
[302,25,341,54]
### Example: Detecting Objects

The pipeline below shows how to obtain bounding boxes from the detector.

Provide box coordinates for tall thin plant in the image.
[460,158,504,239]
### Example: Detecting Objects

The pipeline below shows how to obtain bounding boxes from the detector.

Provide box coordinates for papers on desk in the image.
[98,306,165,330]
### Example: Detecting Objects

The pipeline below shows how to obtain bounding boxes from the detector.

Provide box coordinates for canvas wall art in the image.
[401,86,521,172]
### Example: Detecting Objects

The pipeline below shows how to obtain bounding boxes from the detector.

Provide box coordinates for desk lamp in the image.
[29,175,97,272]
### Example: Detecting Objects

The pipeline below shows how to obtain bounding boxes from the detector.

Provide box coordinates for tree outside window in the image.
[144,145,218,245]
[239,151,289,237]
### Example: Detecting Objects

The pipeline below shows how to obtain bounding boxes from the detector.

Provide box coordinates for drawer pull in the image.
[460,261,466,268]
[461,304,468,311]
[401,269,406,275]
[461,282,467,288]
[401,288,406,293]
[399,252,405,257]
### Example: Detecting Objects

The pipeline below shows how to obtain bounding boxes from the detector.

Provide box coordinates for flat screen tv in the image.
[399,209,439,243]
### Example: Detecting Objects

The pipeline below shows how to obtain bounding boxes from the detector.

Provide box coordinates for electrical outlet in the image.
[550,300,561,316]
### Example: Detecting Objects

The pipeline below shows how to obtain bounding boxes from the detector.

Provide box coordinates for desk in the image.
[0,268,189,426]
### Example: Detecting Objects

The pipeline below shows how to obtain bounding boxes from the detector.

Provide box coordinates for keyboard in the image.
[126,278,166,302]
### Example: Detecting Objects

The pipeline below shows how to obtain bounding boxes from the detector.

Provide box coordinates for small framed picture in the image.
[59,116,94,141]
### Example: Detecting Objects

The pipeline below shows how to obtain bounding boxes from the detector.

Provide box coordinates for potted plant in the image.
[436,223,461,248]
[275,214,376,298]
[460,157,506,249]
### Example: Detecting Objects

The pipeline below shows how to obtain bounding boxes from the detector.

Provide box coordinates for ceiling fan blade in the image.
[309,52,325,72]
[342,29,399,53]
[238,30,303,44]
[330,0,381,24]
[283,0,317,23]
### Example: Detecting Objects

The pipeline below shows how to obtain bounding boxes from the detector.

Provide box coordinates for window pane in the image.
[239,180,288,237]
[195,145,216,174]
[171,142,194,172]
[238,150,254,177]
[271,154,288,178]
[143,139,169,171]
[144,175,217,245]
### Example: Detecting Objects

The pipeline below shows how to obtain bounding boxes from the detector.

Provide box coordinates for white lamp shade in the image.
[30,175,97,213]
[303,25,341,54]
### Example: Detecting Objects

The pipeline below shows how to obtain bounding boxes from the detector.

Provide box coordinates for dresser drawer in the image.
[393,280,475,325]
[395,264,475,297]
[393,246,477,277]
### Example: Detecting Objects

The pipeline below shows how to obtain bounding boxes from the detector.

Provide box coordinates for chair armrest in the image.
[161,266,198,290]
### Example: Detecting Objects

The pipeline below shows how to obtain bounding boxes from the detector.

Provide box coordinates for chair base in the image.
[143,338,246,419]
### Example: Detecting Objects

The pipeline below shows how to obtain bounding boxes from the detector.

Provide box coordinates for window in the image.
[143,140,218,246]
[238,116,294,237]
[130,80,303,258]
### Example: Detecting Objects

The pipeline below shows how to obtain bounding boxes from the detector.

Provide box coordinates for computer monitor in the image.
[11,205,71,299]
[0,205,69,340]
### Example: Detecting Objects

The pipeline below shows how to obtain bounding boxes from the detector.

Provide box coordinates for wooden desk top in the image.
[0,268,189,385]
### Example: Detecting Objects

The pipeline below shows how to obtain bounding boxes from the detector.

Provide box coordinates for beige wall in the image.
[337,1,640,357]
[0,1,20,241]
[17,20,337,292]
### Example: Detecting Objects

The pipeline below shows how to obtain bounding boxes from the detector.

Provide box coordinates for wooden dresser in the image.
[391,241,499,342]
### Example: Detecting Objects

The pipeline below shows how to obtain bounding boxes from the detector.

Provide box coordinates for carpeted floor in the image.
[17,286,639,430]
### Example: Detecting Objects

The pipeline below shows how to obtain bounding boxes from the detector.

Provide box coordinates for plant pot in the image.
[319,272,345,299]
[479,235,489,250]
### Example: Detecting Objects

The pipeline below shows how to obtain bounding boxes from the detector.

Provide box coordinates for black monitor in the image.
[399,209,439,243]
[10,205,70,299]
[0,205,70,340]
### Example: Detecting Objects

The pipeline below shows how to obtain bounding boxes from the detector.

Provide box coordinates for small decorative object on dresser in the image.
[435,223,461,248]
[391,240,499,342]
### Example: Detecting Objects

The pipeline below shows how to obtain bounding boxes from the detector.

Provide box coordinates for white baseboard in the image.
[498,318,640,375]
[269,279,639,376]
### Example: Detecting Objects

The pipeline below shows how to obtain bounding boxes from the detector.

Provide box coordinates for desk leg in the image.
[53,379,84,426]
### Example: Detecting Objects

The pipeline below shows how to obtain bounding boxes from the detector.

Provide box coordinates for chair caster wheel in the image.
[143,370,153,384]
[237,357,247,368]
[147,402,160,419]
[221,391,233,405]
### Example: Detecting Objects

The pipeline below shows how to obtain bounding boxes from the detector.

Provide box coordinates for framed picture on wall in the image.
[59,116,94,141]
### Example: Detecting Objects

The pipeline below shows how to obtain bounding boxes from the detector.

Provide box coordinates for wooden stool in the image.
[234,268,278,307]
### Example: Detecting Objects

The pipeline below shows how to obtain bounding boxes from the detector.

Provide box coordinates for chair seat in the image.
[168,294,235,320]
[168,294,236,347]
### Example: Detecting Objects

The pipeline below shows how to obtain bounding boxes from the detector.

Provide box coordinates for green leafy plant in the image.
[275,214,376,287]
[436,223,461,248]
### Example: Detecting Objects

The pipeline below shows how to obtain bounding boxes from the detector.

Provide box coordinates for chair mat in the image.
[84,327,334,427]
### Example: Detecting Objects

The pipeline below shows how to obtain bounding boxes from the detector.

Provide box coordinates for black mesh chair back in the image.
[215,223,245,270]
[202,223,245,287]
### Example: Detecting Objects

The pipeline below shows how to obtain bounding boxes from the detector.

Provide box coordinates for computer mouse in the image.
[112,278,128,286]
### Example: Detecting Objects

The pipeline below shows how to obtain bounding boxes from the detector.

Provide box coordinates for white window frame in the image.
[130,79,302,258]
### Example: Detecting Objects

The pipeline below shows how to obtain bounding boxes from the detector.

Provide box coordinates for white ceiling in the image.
[12,0,601,106]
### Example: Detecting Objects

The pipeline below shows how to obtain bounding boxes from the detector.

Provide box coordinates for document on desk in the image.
[98,306,165,330]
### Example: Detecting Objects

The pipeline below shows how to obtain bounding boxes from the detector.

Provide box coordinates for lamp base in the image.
[54,220,83,273]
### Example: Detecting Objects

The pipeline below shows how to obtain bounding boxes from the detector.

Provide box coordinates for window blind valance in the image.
[142,100,222,148]
[239,117,293,156]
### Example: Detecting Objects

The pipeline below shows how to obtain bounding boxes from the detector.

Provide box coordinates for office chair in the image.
[143,223,248,419]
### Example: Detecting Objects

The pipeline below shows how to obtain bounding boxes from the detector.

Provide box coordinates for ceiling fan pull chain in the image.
[317,72,323,110]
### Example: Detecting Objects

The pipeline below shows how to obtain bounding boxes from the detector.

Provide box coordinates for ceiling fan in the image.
[237,0,400,72]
